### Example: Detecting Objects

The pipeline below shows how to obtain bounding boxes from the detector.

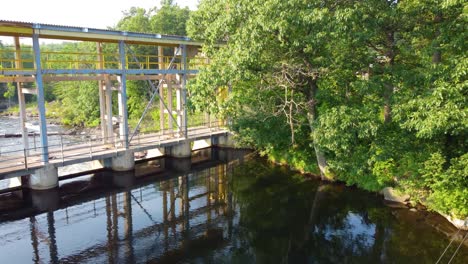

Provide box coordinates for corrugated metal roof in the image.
[0,19,198,45]
[0,19,184,37]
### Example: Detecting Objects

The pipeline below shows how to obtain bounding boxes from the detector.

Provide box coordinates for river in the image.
[0,116,67,152]
[0,148,466,263]
[0,116,98,189]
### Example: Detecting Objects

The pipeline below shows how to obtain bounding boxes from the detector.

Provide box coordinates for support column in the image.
[118,41,129,149]
[215,134,235,148]
[175,46,187,138]
[158,46,164,70]
[167,141,191,172]
[97,42,108,143]
[159,79,165,133]
[168,82,173,133]
[169,141,191,158]
[105,78,114,144]
[158,46,166,134]
[111,151,135,171]
[176,83,183,137]
[32,29,49,163]
[14,36,29,154]
[29,164,58,190]
[182,44,188,137]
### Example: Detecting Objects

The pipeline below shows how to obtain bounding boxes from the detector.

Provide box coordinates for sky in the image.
[0,0,199,29]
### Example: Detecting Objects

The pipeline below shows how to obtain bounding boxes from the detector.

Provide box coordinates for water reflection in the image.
[0,149,467,263]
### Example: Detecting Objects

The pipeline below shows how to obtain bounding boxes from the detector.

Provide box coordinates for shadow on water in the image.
[0,148,466,264]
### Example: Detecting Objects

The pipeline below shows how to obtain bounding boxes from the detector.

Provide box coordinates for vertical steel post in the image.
[32,29,49,163]
[182,45,188,138]
[97,42,108,143]
[105,78,113,144]
[158,46,165,134]
[159,78,165,134]
[118,40,129,149]
[14,37,30,155]
[168,82,173,134]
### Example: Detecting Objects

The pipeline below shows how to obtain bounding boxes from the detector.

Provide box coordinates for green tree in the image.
[116,7,152,33]
[151,0,190,36]
[188,0,467,218]
[188,0,344,178]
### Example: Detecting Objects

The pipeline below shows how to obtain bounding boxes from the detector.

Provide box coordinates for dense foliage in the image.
[187,0,467,218]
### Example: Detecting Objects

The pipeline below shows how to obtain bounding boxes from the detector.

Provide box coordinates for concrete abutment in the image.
[29,164,58,190]
[111,151,135,171]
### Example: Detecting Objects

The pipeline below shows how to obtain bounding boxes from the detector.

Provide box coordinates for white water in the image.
[0,116,95,189]
[0,116,65,153]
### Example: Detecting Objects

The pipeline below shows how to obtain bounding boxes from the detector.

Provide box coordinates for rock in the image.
[415,202,427,211]
[441,214,468,231]
[382,187,410,203]
[383,200,408,209]
[410,208,417,212]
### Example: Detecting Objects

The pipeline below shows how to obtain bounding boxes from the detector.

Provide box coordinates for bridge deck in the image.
[0,126,228,180]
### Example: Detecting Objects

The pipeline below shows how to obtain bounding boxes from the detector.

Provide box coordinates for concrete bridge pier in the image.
[111,151,135,171]
[166,141,192,172]
[28,164,59,190]
[110,151,136,188]
[215,134,235,148]
[168,141,192,158]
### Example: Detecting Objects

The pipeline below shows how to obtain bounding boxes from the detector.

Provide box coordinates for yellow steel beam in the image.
[0,25,33,36]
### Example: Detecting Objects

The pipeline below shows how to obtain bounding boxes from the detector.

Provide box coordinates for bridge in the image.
[0,20,232,190]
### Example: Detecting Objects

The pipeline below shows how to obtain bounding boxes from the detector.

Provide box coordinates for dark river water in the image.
[0,148,466,263]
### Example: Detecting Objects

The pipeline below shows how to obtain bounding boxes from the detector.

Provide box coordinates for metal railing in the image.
[0,49,207,71]
[0,120,226,174]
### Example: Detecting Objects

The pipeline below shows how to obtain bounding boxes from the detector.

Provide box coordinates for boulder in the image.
[382,187,410,203]
[442,214,468,231]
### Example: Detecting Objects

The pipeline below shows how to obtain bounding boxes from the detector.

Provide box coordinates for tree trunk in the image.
[305,78,329,180]
[383,83,393,123]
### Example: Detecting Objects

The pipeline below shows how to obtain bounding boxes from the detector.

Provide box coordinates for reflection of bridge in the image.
[0,21,232,189]
[0,152,241,263]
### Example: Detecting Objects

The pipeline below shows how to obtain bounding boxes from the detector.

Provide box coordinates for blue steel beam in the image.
[182,44,188,138]
[32,32,49,163]
[118,40,129,149]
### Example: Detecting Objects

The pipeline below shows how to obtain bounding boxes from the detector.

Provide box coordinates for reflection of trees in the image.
[227,159,468,263]
[230,161,320,262]
[229,160,391,263]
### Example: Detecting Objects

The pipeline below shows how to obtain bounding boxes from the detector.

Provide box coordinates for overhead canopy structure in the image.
[0,20,203,46]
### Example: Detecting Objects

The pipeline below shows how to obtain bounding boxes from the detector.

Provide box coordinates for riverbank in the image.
[265,151,468,231]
